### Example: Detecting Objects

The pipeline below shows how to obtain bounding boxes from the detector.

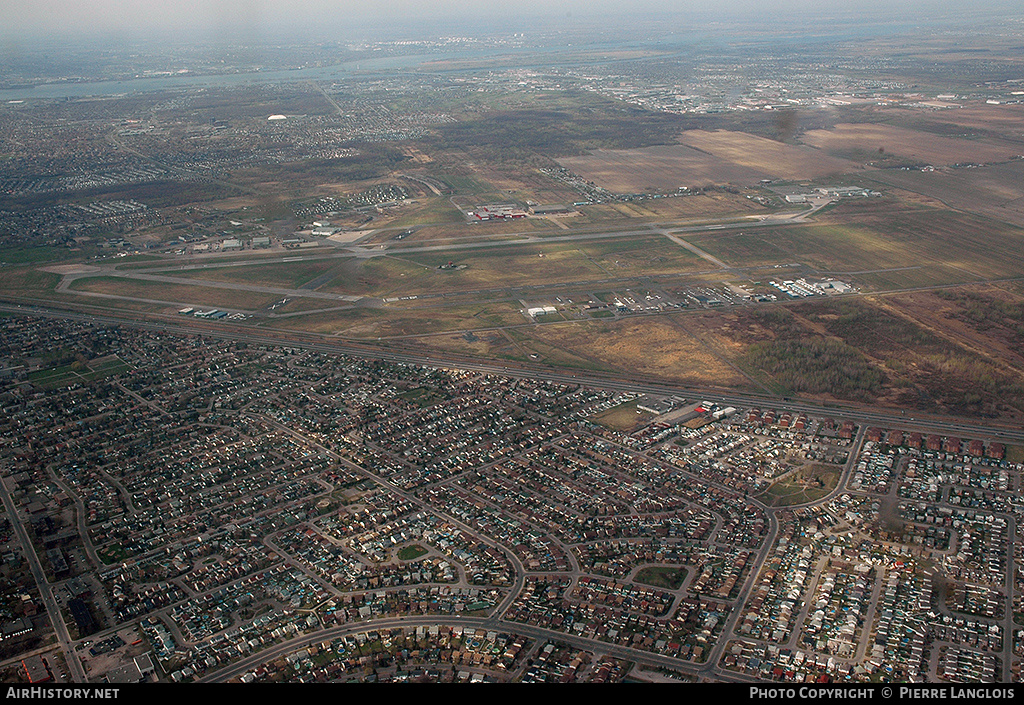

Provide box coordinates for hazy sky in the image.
[0,0,1010,43]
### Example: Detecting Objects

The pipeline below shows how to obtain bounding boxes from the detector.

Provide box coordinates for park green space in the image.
[635,566,688,590]
[397,545,429,561]
[397,388,446,408]
[28,355,131,389]
[759,464,842,507]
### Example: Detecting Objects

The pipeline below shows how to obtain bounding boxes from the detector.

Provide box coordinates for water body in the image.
[0,52,455,101]
[0,12,978,103]
[0,40,669,102]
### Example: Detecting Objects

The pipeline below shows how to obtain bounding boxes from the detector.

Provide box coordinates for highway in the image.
[3,301,1022,444]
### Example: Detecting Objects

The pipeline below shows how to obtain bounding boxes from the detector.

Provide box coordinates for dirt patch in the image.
[523,316,747,387]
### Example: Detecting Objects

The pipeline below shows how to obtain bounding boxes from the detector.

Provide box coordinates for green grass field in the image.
[0,246,93,265]
[397,545,429,561]
[399,244,607,291]
[28,355,131,389]
[0,266,61,295]
[578,236,710,275]
[385,196,466,227]
[397,388,445,408]
[1007,445,1024,464]
[635,566,688,590]
[760,464,841,507]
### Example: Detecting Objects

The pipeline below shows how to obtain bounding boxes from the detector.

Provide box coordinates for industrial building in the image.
[467,204,527,220]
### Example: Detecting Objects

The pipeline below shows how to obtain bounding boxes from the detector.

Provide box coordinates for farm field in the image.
[865,160,1024,228]
[801,123,1023,166]
[558,143,768,192]
[886,103,1024,141]
[559,129,861,193]
[676,130,860,181]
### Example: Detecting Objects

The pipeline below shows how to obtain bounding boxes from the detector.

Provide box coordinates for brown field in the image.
[406,329,527,362]
[866,161,1024,228]
[891,104,1024,141]
[518,316,748,387]
[469,163,581,205]
[689,208,1024,283]
[271,300,525,339]
[264,308,379,335]
[559,143,767,192]
[559,129,860,193]
[579,236,711,276]
[590,402,655,432]
[68,276,282,311]
[681,309,784,351]
[677,130,859,180]
[801,123,1022,166]
[399,146,433,164]
[676,300,1024,419]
